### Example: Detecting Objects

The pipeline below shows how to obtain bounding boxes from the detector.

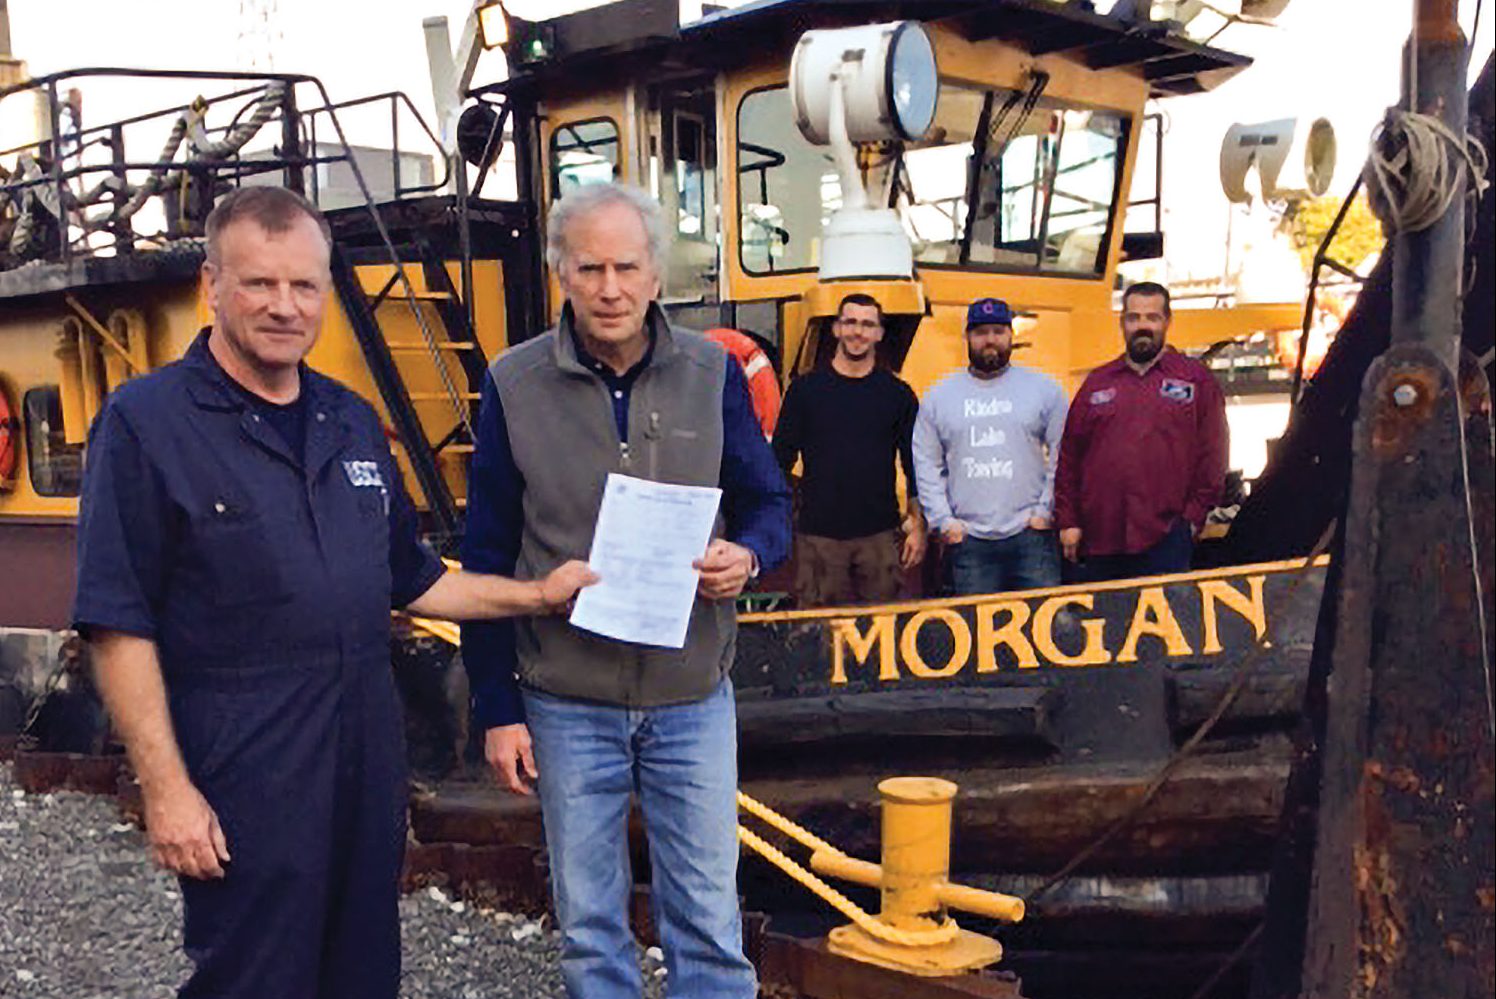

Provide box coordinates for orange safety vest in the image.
[704,328,781,439]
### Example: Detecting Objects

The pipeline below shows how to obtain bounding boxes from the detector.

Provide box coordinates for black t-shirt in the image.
[773,366,919,540]
[249,393,307,467]
[208,350,308,466]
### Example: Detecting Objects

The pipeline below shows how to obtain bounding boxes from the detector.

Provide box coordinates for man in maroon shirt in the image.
[1054,282,1228,581]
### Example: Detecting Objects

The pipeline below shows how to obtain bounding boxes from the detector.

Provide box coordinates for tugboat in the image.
[2,3,1490,996]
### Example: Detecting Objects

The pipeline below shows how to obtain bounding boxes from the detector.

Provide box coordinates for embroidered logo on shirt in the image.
[343,460,385,489]
[1089,388,1117,405]
[344,460,390,515]
[1160,379,1195,403]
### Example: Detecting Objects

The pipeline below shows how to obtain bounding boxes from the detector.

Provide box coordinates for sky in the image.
[3,0,1492,284]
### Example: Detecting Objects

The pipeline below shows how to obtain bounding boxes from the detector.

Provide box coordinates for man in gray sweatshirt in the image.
[912,298,1068,595]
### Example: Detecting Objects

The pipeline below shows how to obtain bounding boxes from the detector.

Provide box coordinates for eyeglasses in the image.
[835,318,883,331]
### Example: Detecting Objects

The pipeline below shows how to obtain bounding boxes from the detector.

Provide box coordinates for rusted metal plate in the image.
[1462,350,1496,691]
[400,841,552,915]
[1292,346,1495,998]
[756,933,1027,999]
[12,748,124,794]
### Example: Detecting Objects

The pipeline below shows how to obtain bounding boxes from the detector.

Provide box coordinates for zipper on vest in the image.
[648,411,660,478]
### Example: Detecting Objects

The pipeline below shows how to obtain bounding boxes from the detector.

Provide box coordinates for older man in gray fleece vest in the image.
[460,182,791,998]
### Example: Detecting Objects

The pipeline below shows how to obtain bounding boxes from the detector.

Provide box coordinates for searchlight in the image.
[788,21,938,281]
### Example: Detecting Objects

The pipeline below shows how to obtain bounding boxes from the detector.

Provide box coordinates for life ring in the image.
[0,383,18,491]
[704,328,782,439]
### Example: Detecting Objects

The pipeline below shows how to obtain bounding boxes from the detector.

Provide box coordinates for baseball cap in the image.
[966,298,1014,329]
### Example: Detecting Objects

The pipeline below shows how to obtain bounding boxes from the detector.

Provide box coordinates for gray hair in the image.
[545,181,670,277]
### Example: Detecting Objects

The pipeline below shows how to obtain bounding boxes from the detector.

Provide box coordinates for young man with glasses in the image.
[773,293,925,607]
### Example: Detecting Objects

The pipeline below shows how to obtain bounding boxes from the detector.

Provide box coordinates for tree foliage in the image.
[1289,192,1386,273]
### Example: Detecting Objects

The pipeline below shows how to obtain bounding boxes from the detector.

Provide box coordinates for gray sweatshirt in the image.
[912,366,1068,540]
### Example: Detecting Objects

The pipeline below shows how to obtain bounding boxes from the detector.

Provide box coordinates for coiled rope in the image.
[1364,108,1489,234]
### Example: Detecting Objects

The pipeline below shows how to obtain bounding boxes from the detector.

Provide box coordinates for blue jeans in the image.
[522,680,756,999]
[1073,519,1194,583]
[948,528,1061,596]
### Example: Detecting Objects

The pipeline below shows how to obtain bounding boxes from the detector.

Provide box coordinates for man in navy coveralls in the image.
[72,186,594,999]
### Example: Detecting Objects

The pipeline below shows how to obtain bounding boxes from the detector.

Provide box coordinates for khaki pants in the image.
[794,529,903,608]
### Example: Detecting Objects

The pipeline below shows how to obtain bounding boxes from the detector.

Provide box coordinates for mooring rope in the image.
[1364,108,1489,234]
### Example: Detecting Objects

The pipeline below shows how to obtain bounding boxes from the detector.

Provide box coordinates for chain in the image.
[17,650,76,751]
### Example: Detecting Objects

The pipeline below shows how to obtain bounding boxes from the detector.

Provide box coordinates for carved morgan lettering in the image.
[1198,576,1268,653]
[1117,587,1193,663]
[976,600,1037,672]
[900,608,971,678]
[824,574,1275,684]
[1032,593,1113,667]
[830,615,897,685]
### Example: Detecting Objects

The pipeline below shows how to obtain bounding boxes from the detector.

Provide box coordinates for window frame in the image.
[900,85,1131,280]
[733,81,1133,282]
[735,84,820,278]
[548,115,622,202]
[23,386,83,499]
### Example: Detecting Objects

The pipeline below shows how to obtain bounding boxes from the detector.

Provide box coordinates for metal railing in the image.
[0,68,452,267]
[0,68,475,534]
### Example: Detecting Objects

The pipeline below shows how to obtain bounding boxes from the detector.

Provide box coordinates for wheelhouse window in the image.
[23,387,83,497]
[735,86,840,275]
[895,83,1128,276]
[734,82,1127,278]
[549,118,620,199]
[648,78,720,303]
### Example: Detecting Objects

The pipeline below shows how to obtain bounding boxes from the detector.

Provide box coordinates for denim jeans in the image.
[1072,519,1194,583]
[522,680,756,999]
[947,528,1061,596]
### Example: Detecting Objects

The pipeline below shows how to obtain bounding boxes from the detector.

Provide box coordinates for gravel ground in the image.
[0,764,665,998]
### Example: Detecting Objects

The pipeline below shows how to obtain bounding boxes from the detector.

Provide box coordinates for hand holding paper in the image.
[693,539,755,599]
[569,474,723,648]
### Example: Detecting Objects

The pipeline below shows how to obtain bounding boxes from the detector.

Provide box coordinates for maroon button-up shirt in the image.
[1054,348,1228,557]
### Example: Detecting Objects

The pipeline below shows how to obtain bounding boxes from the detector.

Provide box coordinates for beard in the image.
[969,346,1011,374]
[1126,332,1163,364]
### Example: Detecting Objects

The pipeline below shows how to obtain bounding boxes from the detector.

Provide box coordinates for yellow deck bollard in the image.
[808,777,1024,977]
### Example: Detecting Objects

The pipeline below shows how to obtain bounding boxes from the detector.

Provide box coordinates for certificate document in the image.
[569,473,723,648]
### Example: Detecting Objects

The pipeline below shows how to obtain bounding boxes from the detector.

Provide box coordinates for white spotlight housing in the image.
[788,21,939,282]
[1220,117,1337,204]
[790,21,939,146]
